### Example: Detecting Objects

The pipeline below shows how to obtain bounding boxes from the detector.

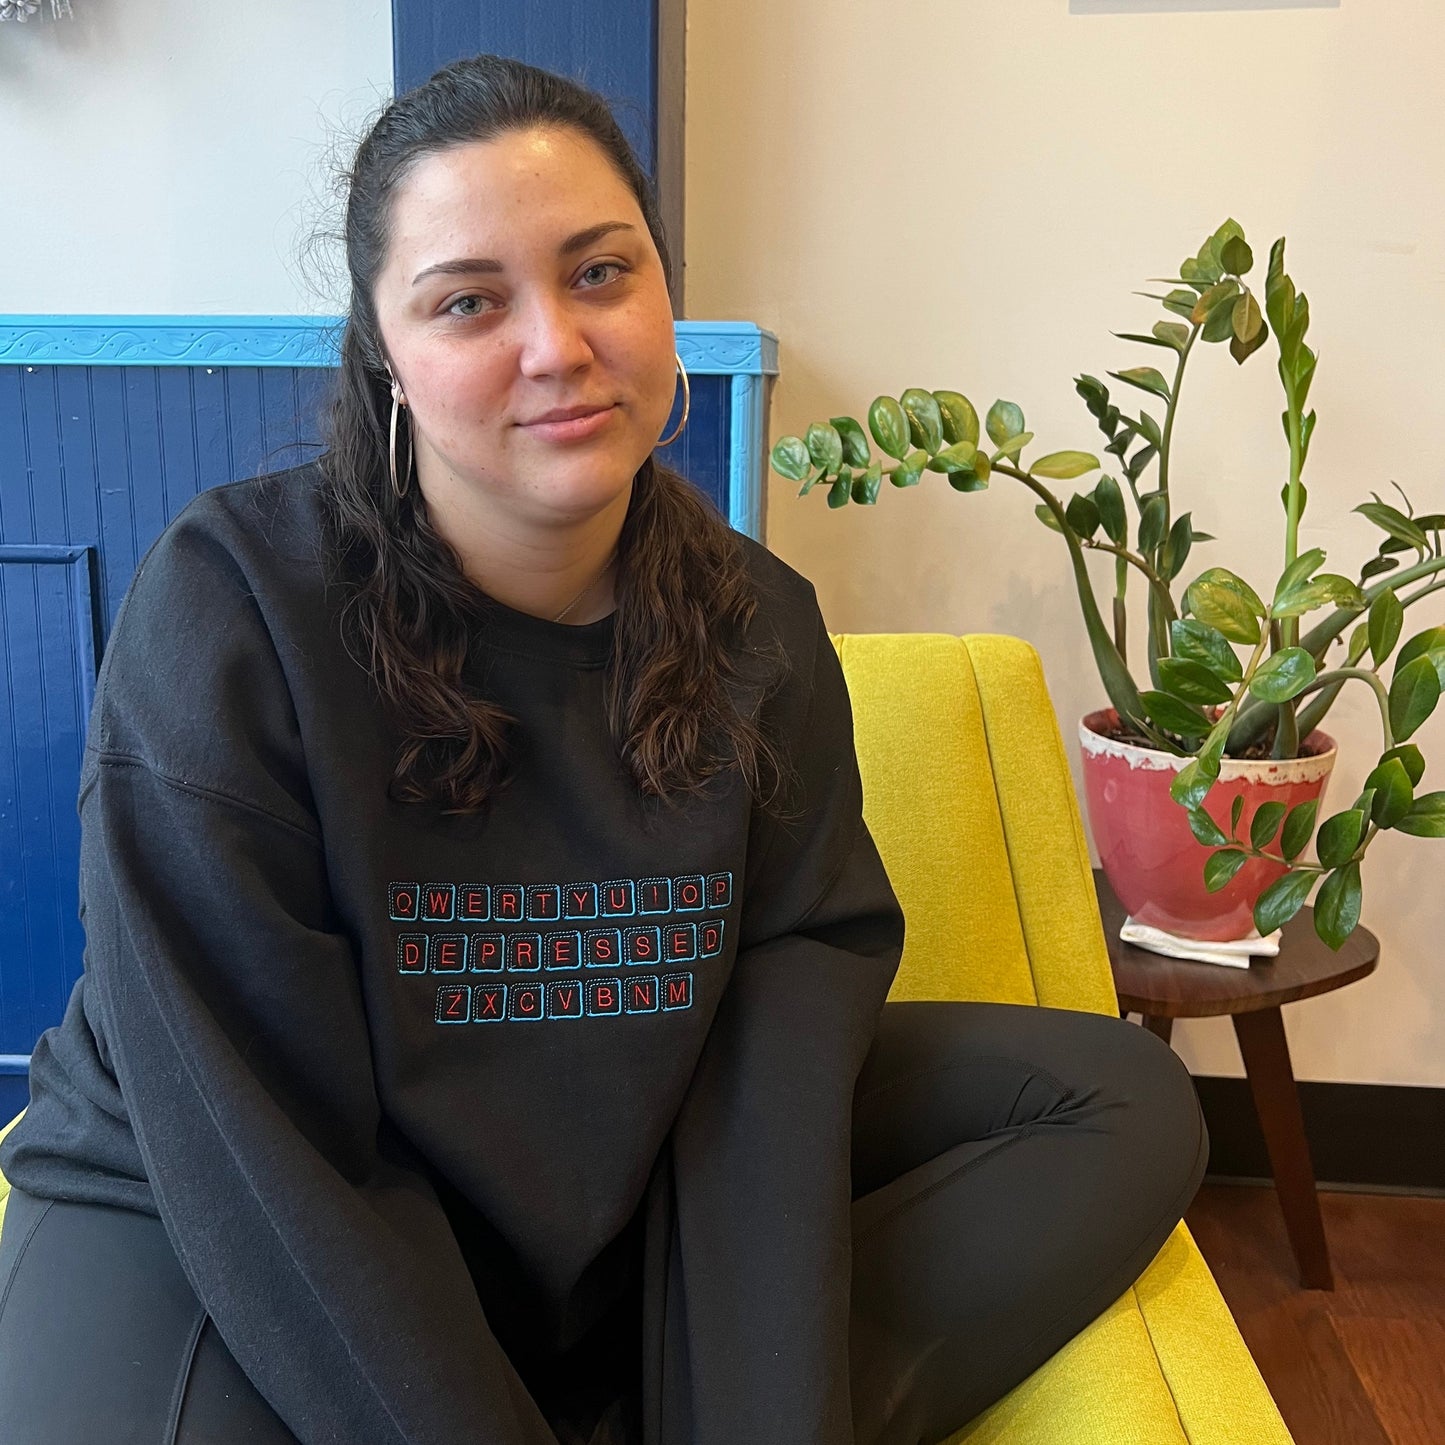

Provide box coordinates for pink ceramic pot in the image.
[1079,708,1337,942]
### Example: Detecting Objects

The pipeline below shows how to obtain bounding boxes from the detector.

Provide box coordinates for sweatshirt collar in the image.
[472,592,616,667]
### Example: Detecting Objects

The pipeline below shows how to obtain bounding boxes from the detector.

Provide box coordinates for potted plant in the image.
[769,220,1445,949]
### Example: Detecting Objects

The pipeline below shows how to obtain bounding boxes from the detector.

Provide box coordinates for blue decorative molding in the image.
[0,316,344,369]
[0,316,777,376]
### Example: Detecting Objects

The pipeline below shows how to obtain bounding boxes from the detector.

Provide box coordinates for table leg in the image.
[1140,1013,1174,1046]
[1231,1005,1334,1291]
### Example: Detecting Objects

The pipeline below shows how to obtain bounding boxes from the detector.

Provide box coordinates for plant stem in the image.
[995,461,1146,729]
[1145,328,1200,692]
[1296,665,1395,751]
[1082,538,1178,621]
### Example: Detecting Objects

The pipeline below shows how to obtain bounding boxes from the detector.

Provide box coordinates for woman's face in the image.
[372,126,678,532]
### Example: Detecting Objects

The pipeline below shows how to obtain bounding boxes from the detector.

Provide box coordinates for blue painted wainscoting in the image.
[0,314,777,1121]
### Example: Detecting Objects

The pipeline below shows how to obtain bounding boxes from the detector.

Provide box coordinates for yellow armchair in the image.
[835,629,1292,1445]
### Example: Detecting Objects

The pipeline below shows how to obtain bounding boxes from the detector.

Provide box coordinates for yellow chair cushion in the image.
[832,631,1292,1445]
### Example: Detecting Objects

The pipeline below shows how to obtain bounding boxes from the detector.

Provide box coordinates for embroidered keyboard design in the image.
[388,873,732,1026]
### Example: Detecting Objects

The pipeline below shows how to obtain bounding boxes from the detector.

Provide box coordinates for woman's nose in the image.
[517,291,595,378]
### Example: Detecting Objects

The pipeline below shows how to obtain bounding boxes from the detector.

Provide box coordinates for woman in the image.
[0,54,1207,1445]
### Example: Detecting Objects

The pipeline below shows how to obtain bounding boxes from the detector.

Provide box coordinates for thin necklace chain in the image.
[551,549,618,624]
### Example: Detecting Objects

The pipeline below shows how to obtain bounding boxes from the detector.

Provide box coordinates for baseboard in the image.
[1193,1074,1445,1192]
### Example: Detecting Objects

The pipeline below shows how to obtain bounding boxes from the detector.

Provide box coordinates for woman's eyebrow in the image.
[410,221,639,286]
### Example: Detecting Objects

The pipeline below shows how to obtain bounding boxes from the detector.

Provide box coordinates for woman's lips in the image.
[520,405,617,443]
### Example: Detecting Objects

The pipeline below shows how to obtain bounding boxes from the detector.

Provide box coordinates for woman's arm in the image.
[668,599,906,1445]
[70,515,559,1445]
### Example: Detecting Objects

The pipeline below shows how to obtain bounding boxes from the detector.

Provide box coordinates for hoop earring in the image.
[656,351,690,448]
[388,381,414,501]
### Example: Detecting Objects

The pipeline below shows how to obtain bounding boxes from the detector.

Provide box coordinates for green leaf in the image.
[1204,848,1249,893]
[826,475,851,509]
[926,440,979,474]
[1394,791,1445,837]
[1389,654,1442,742]
[1254,869,1316,935]
[770,435,811,483]
[1124,443,1159,484]
[1381,742,1426,787]
[1368,588,1404,667]
[1355,500,1429,551]
[1133,411,1164,450]
[985,400,1026,447]
[1154,320,1191,350]
[1221,235,1254,275]
[830,416,871,469]
[1232,291,1264,345]
[1065,493,1100,538]
[1316,807,1366,869]
[868,396,912,461]
[991,431,1033,461]
[1140,690,1213,738]
[900,388,944,453]
[1396,625,1445,689]
[1162,513,1194,581]
[1159,657,1234,706]
[1138,494,1168,555]
[1280,477,1308,520]
[1032,450,1101,480]
[1170,620,1244,683]
[851,470,880,505]
[1362,756,1414,829]
[1280,798,1319,863]
[1112,331,1179,351]
[1184,567,1265,645]
[1314,862,1362,950]
[1190,279,1241,325]
[1201,296,1239,344]
[1248,646,1316,703]
[1034,502,1063,532]
[933,390,980,447]
[1161,288,1200,318]
[1250,800,1288,850]
[1231,794,1246,831]
[1094,475,1126,545]
[1272,547,1327,605]
[889,449,928,487]
[1108,367,1172,403]
[805,422,844,473]
[1273,573,1368,619]
[1170,758,1212,809]
[1230,314,1270,364]
[1188,807,1230,847]
[948,469,989,494]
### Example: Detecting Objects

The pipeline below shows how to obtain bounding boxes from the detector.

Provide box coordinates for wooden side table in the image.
[1093,869,1379,1290]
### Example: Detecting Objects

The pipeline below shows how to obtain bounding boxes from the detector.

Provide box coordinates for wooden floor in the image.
[1184,1181,1445,1445]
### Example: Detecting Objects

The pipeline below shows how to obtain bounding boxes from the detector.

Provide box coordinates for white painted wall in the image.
[687,0,1445,1088]
[0,1,392,314]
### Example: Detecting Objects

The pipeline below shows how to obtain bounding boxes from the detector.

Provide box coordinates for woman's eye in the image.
[580,261,627,287]
[447,295,490,318]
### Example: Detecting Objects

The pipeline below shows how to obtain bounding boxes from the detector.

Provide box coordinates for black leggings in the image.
[0,1000,1207,1445]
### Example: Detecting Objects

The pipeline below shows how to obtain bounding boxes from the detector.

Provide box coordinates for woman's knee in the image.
[1083,1012,1209,1210]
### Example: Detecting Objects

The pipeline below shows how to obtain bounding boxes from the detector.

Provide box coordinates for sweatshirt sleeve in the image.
[75,517,560,1445]
[667,597,906,1445]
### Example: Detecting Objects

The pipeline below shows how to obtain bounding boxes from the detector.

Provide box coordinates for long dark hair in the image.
[314,53,790,818]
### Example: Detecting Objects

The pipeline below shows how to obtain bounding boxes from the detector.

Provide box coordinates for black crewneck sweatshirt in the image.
[0,460,905,1445]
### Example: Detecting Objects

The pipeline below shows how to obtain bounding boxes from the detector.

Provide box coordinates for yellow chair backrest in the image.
[831,632,1117,1017]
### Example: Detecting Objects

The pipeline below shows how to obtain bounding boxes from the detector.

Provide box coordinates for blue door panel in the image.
[0,547,99,1122]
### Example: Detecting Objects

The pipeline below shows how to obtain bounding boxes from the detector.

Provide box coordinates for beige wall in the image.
[686,0,1445,1088]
